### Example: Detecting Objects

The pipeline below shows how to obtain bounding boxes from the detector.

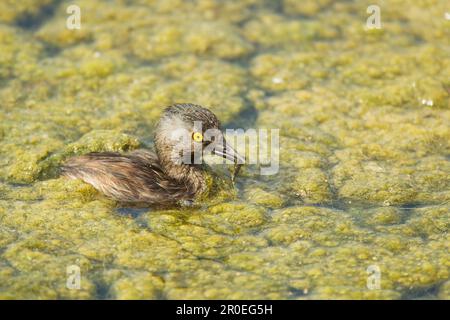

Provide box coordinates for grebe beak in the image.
[213,137,245,165]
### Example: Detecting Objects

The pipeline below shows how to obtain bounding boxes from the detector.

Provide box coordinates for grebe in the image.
[61,103,244,205]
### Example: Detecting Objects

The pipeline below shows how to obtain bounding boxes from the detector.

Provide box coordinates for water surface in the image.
[0,0,449,299]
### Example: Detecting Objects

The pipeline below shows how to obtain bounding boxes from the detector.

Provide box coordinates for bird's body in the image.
[61,149,205,204]
[61,104,244,205]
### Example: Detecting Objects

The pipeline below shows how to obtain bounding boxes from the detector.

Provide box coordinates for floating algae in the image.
[0,0,449,299]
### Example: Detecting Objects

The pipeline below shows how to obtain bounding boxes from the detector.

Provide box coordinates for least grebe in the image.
[62,103,244,205]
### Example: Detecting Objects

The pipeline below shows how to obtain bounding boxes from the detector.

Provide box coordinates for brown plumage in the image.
[61,103,244,205]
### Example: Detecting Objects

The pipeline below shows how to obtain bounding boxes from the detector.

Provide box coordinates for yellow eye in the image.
[192,132,203,142]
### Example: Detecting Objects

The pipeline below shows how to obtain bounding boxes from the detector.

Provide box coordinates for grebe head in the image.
[154,103,244,173]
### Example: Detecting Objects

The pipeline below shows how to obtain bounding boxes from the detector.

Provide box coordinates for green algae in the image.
[0,0,55,24]
[244,187,284,208]
[0,0,449,300]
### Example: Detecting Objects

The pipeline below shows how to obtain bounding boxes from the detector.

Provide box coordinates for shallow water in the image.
[0,0,449,299]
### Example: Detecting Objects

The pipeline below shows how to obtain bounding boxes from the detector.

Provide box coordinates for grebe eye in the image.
[192,132,203,142]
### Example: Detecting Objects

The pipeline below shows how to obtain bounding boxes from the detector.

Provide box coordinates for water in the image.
[0,0,449,299]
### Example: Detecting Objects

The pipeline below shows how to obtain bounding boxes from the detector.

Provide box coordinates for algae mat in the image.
[0,0,449,299]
